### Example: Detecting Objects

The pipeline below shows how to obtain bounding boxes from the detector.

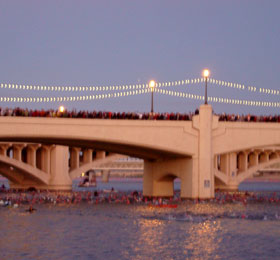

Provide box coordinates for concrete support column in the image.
[227,152,238,189]
[27,144,40,167]
[220,154,229,174]
[70,147,80,170]
[229,152,237,178]
[41,146,51,174]
[83,149,93,164]
[0,144,12,157]
[143,160,154,197]
[13,147,21,161]
[259,152,269,163]
[249,152,258,167]
[49,145,72,190]
[0,146,8,156]
[13,144,25,161]
[198,105,214,198]
[182,156,199,198]
[238,152,248,172]
[221,152,237,177]
[96,151,106,159]
[214,155,218,170]
[102,170,110,183]
[269,152,278,160]
[143,159,174,197]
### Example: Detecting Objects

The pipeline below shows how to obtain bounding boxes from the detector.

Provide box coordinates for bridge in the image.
[1,104,280,198]
[1,76,280,198]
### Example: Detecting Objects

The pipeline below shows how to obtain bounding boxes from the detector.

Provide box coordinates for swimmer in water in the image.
[26,205,36,213]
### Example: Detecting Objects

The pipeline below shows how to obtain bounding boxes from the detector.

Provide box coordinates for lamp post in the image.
[203,69,210,104]
[59,105,65,113]
[149,80,156,113]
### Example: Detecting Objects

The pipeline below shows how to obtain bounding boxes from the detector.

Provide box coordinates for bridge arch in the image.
[237,157,280,184]
[156,172,182,196]
[0,155,49,186]
[214,149,280,190]
[157,172,180,182]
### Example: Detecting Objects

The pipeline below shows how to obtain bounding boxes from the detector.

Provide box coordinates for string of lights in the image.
[0,89,149,103]
[0,83,148,92]
[1,77,279,97]
[209,78,280,96]
[0,87,279,107]
[0,77,206,93]
[159,89,280,107]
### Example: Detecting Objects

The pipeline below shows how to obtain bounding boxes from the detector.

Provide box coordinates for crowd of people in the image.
[0,186,279,208]
[218,113,280,122]
[0,188,172,206]
[0,107,193,121]
[1,184,280,220]
[1,107,280,122]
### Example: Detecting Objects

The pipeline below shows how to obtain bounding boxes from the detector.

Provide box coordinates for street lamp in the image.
[59,105,65,113]
[149,80,156,113]
[203,69,210,104]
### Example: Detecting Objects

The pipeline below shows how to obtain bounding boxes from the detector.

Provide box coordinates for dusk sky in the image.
[0,0,279,115]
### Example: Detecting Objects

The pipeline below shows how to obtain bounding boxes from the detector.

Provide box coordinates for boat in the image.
[79,170,97,187]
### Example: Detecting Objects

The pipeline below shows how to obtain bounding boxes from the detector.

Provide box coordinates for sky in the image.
[0,0,279,115]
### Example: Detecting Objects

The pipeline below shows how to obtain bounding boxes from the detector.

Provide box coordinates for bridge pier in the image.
[197,105,215,198]
[143,104,216,199]
[48,145,72,190]
[143,158,197,198]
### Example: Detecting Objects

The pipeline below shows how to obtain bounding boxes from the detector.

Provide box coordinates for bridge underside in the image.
[0,137,188,161]
[1,145,279,197]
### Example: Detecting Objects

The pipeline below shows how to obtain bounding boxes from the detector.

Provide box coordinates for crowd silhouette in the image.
[0,107,193,120]
[0,107,280,122]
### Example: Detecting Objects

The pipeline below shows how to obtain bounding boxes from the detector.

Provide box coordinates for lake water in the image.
[1,178,280,260]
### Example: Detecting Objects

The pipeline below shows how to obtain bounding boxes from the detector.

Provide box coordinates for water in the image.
[1,178,280,260]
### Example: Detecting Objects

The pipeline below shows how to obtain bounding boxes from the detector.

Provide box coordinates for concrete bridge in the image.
[1,104,280,198]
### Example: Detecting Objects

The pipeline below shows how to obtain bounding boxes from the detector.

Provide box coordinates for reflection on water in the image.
[1,178,280,259]
[186,221,222,258]
[1,203,280,259]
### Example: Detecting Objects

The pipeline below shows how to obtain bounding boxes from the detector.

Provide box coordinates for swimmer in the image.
[26,205,36,213]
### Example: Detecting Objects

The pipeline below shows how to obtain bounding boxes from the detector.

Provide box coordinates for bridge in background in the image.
[1,104,280,198]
